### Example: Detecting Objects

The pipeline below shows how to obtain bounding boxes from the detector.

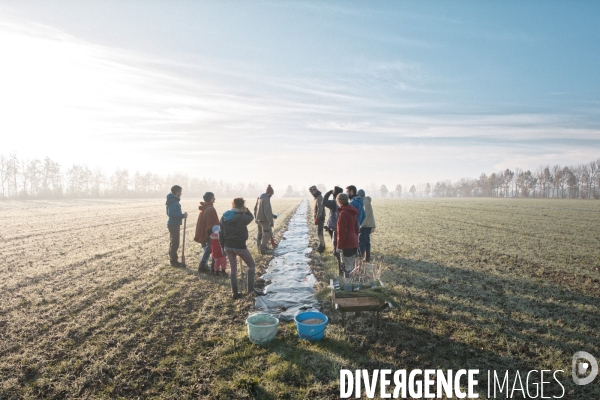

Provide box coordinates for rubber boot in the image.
[198,260,208,274]
[247,270,255,294]
[365,249,371,263]
[317,233,325,252]
[260,245,271,255]
[230,274,240,299]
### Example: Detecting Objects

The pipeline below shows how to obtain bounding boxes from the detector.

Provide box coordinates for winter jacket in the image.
[254,193,274,225]
[349,195,365,226]
[323,190,339,230]
[194,202,219,243]
[210,232,224,258]
[312,190,324,221]
[220,208,255,250]
[336,205,359,249]
[360,196,376,229]
[165,193,185,226]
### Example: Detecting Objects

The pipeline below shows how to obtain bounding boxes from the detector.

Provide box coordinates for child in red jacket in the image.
[210,225,227,276]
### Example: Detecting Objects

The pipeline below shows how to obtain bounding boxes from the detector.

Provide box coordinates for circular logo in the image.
[572,351,598,386]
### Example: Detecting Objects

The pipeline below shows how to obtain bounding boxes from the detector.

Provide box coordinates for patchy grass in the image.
[1,197,599,399]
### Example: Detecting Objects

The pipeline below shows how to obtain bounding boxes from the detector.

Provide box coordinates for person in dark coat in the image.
[323,186,343,273]
[194,191,219,273]
[165,185,188,267]
[220,197,258,299]
[335,193,359,277]
[309,185,326,252]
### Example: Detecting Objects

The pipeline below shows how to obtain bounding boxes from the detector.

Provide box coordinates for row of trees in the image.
[2,153,599,200]
[397,158,600,199]
[0,153,266,199]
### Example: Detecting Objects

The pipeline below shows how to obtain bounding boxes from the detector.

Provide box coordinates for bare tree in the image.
[379,184,388,198]
[0,154,7,199]
[395,184,402,198]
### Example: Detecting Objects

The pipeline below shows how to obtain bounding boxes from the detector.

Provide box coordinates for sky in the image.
[1,1,599,191]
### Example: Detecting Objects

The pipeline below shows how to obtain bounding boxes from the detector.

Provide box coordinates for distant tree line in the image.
[0,153,266,200]
[387,158,600,199]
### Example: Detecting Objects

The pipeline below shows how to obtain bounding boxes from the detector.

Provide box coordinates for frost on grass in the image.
[1,197,599,398]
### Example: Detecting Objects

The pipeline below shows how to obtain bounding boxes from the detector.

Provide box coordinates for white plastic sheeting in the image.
[254,199,320,321]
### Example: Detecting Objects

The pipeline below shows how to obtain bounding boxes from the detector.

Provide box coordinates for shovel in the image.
[181,216,187,267]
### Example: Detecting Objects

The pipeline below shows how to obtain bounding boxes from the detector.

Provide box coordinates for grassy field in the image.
[1,197,599,399]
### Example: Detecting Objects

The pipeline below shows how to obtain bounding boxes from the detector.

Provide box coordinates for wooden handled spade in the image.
[181,216,187,267]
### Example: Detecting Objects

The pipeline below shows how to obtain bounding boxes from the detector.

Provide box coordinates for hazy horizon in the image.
[1,1,599,190]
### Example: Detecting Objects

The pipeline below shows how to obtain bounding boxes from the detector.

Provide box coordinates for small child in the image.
[210,225,227,276]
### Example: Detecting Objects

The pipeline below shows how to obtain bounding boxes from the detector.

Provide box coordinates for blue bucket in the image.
[294,311,328,341]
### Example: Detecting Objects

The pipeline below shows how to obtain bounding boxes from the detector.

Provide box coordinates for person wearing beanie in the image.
[166,185,188,267]
[194,191,219,273]
[335,192,359,277]
[254,184,278,254]
[209,225,227,276]
[219,197,258,299]
[357,189,376,262]
[346,185,365,227]
[309,185,326,252]
[323,185,344,273]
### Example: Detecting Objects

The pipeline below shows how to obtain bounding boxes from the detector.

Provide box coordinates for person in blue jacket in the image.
[346,185,365,226]
[166,185,188,267]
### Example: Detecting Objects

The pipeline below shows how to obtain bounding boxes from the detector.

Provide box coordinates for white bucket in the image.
[245,314,279,345]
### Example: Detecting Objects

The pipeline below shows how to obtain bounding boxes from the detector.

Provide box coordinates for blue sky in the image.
[1,1,598,191]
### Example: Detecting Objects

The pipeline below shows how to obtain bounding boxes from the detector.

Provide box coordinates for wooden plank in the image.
[337,303,389,313]
[333,296,384,307]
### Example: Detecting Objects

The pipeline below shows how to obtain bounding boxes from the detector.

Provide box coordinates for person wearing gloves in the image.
[254,184,277,254]
[323,186,344,273]
[309,185,326,252]
[220,198,258,299]
[165,185,188,267]
[194,191,219,274]
[357,189,376,262]
[335,193,359,277]
[209,225,227,276]
[346,185,365,226]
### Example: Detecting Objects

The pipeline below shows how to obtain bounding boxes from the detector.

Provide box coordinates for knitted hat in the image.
[266,185,274,195]
[212,225,220,233]
[309,185,317,191]
[357,189,365,197]
[336,193,349,205]
[203,191,215,202]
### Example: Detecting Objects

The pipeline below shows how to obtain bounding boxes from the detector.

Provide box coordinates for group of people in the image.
[165,184,278,299]
[165,183,376,299]
[309,184,376,277]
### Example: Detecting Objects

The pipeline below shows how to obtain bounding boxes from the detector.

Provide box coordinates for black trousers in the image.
[168,224,180,263]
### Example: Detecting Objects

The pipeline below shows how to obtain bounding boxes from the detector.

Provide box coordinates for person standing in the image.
[194,191,220,273]
[357,189,376,262]
[335,193,359,277]
[166,185,188,267]
[346,185,365,226]
[309,185,326,252]
[254,185,277,254]
[220,198,258,299]
[323,186,343,273]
